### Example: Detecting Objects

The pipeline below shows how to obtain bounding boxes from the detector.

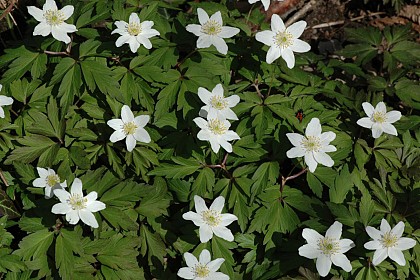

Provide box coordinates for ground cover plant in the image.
[0,0,419,279]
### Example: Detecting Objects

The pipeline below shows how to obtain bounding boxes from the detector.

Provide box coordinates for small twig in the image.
[221,153,229,167]
[10,108,18,117]
[310,12,386,29]
[0,169,9,187]
[281,168,307,189]
[252,82,264,99]
[285,0,317,27]
[175,49,197,68]
[0,0,16,22]
[44,50,70,56]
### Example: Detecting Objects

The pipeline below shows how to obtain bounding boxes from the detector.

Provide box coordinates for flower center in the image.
[210,96,228,110]
[201,20,222,35]
[372,111,386,123]
[46,174,60,187]
[123,122,138,135]
[44,9,65,26]
[273,31,294,48]
[302,136,321,152]
[318,237,340,256]
[193,263,210,278]
[202,210,221,227]
[127,22,142,36]
[208,119,227,135]
[380,231,398,248]
[68,194,87,210]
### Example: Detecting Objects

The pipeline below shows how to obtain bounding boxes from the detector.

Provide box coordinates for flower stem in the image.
[280,168,307,192]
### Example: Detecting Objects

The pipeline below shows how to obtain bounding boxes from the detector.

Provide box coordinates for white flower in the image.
[198,84,240,121]
[0,84,14,118]
[356,102,402,139]
[186,8,240,55]
[178,249,228,280]
[111,13,160,53]
[27,0,77,44]
[183,195,238,243]
[32,167,67,199]
[299,221,355,277]
[364,219,416,266]
[248,0,271,10]
[52,178,106,228]
[107,105,151,152]
[286,118,336,173]
[193,117,240,154]
[255,14,310,68]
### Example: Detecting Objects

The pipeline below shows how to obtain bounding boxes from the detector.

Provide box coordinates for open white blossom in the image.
[186,8,240,55]
[286,118,336,173]
[364,219,416,266]
[255,14,310,68]
[193,117,240,153]
[198,84,240,121]
[183,195,238,243]
[178,249,228,280]
[299,221,355,277]
[33,167,67,199]
[111,13,160,53]
[107,105,151,152]
[27,0,77,44]
[52,178,106,228]
[0,84,14,118]
[356,101,402,138]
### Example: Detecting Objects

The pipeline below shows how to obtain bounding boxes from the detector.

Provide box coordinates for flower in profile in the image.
[107,105,151,152]
[248,0,271,11]
[52,178,106,228]
[364,219,416,266]
[178,249,228,280]
[32,167,67,199]
[198,84,240,121]
[27,0,77,44]
[186,8,240,55]
[193,117,240,153]
[183,195,238,243]
[299,221,355,277]
[356,102,402,138]
[0,84,14,118]
[111,13,160,53]
[286,118,336,173]
[255,14,310,68]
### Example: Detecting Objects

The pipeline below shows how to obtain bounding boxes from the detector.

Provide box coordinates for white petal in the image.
[199,225,214,243]
[115,34,131,47]
[60,5,74,20]
[362,102,375,117]
[79,209,99,228]
[286,133,305,147]
[391,221,405,238]
[182,212,205,227]
[313,152,334,167]
[298,244,319,259]
[219,213,238,226]
[107,119,123,130]
[186,24,202,37]
[339,239,355,253]
[287,21,306,38]
[197,130,211,141]
[366,226,382,240]
[58,22,77,33]
[213,226,234,241]
[305,152,318,173]
[261,0,271,10]
[266,46,281,64]
[219,26,240,38]
[136,35,152,50]
[302,228,323,244]
[199,249,211,264]
[134,128,151,143]
[271,14,285,33]
[316,254,332,277]
[27,6,44,22]
[286,147,305,158]
[71,178,83,196]
[222,108,238,120]
[255,30,275,46]
[121,105,134,123]
[210,196,225,212]
[380,219,392,233]
[66,210,80,225]
[291,39,311,53]
[177,267,195,279]
[141,20,154,30]
[129,13,140,24]
[198,87,211,104]
[128,38,141,53]
[371,123,383,138]
[109,130,126,143]
[320,145,336,153]
[53,189,71,202]
[209,272,229,280]
[219,139,233,153]
[184,252,199,268]
[209,138,221,153]
[207,258,225,272]
[86,201,106,213]
[211,36,228,55]
[194,195,208,213]
[375,102,387,114]
[0,107,4,118]
[114,20,128,30]
[51,26,71,44]
[197,35,212,49]
[326,221,342,240]
[125,135,136,152]
[388,247,406,266]
[382,123,398,136]
[386,111,401,123]
[320,131,336,144]
[226,95,240,107]
[357,117,374,129]
[305,118,322,137]
[197,8,209,26]
[51,202,71,214]
[44,187,53,199]
[33,178,46,187]
[395,237,416,251]
[372,247,388,266]
[331,254,352,272]
[44,0,57,11]
[212,83,224,97]
[210,11,223,25]
[33,22,52,36]
[223,131,240,141]
[364,240,382,250]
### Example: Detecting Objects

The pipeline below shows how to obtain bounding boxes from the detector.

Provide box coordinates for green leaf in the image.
[140,226,166,265]
[329,164,353,203]
[148,157,201,179]
[0,189,20,219]
[0,46,42,84]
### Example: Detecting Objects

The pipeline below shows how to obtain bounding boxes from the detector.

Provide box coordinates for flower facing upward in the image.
[32,167,67,199]
[299,221,355,277]
[112,13,160,53]
[198,84,240,121]
[0,84,13,119]
[107,105,151,152]
[27,0,77,44]
[52,178,106,228]
[177,249,228,280]
[186,8,240,55]
[356,101,402,138]
[255,14,310,68]
[183,195,238,243]
[193,117,240,153]
[364,219,416,266]
[286,118,336,173]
